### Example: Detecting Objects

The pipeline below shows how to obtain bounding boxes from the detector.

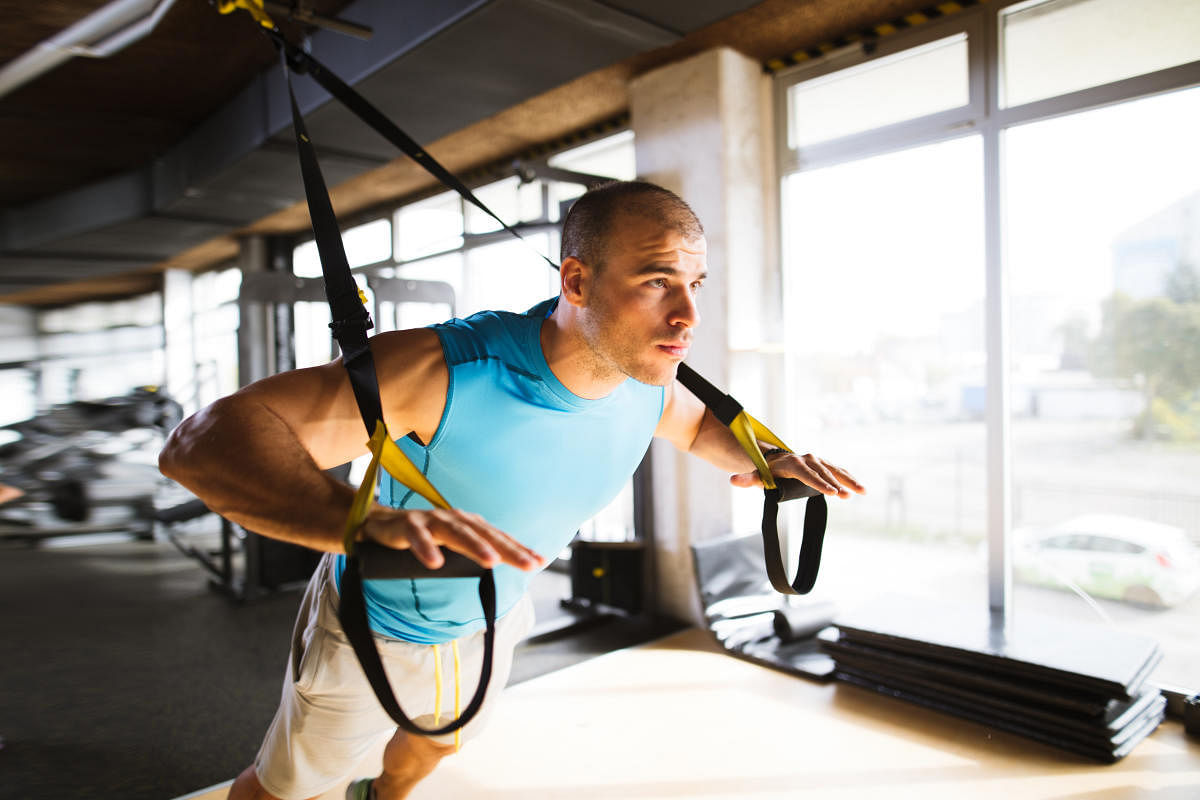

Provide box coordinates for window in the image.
[777,0,1200,686]
[37,294,165,406]
[1001,0,1200,108]
[781,135,987,611]
[786,33,969,148]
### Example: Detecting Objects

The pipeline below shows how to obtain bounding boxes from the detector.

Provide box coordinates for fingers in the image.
[729,453,866,498]
[363,508,546,572]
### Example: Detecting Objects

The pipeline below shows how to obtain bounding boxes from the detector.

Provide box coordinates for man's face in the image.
[576,213,707,387]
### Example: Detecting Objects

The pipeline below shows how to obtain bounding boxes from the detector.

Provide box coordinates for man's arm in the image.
[655,380,865,497]
[159,328,543,571]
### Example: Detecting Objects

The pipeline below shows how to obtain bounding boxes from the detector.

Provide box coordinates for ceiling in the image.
[0,0,932,307]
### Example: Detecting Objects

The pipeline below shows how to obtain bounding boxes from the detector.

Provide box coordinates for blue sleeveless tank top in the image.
[335,298,664,643]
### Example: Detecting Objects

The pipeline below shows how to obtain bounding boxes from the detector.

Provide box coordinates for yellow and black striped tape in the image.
[459,113,630,186]
[764,0,988,73]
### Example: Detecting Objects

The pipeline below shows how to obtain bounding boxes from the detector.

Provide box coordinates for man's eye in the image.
[648,278,668,288]
[691,282,704,292]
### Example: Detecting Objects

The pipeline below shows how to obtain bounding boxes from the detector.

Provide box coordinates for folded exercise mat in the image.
[834,665,1166,763]
[817,631,1137,720]
[691,533,837,680]
[823,636,1165,744]
[831,593,1160,700]
[820,594,1166,762]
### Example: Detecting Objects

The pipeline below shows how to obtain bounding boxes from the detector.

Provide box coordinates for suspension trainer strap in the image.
[282,56,493,737]
[676,364,828,595]
[271,28,559,274]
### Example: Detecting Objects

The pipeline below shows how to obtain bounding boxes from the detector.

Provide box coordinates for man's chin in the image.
[626,362,680,387]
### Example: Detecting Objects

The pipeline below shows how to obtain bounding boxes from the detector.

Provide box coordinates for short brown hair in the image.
[560,180,703,270]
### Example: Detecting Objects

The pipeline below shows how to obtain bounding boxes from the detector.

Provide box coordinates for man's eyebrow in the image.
[633,264,708,280]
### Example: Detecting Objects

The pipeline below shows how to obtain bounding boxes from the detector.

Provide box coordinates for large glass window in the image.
[782,136,986,608]
[37,294,164,406]
[190,267,241,410]
[777,0,1200,686]
[1006,86,1200,685]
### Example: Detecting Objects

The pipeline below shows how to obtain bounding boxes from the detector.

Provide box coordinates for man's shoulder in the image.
[433,299,554,365]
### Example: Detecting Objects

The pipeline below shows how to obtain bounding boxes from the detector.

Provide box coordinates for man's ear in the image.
[560,256,591,308]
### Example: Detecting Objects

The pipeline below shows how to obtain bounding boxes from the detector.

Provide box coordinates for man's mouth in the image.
[656,343,690,359]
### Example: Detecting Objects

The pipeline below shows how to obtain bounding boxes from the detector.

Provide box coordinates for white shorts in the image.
[254,553,534,799]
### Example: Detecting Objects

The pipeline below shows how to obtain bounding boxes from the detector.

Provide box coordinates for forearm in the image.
[685,407,757,474]
[159,395,357,553]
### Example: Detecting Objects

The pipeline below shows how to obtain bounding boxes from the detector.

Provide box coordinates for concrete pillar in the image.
[631,47,780,625]
[237,235,274,388]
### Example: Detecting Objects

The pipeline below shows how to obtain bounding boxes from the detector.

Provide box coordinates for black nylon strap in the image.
[282,55,493,736]
[270,28,560,274]
[761,488,828,595]
[285,79,382,433]
[340,554,497,737]
[675,363,743,426]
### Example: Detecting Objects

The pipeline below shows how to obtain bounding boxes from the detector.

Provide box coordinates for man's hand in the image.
[730,451,865,499]
[360,507,546,572]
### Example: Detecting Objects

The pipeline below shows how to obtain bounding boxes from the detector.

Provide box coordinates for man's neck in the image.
[539,306,624,400]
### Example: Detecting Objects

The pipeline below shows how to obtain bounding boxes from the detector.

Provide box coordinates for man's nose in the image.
[668,287,700,329]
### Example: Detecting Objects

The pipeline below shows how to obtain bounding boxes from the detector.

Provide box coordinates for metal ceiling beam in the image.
[1,0,488,254]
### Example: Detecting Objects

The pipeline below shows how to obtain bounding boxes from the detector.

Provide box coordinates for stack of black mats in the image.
[820,593,1167,762]
[691,533,839,681]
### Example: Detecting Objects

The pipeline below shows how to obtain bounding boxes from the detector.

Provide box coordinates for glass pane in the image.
[781,135,986,609]
[0,370,36,425]
[464,176,544,234]
[291,219,390,279]
[1002,0,1200,108]
[395,252,464,316]
[462,234,559,317]
[396,192,464,261]
[343,218,391,268]
[292,240,320,278]
[1006,86,1200,686]
[548,131,637,220]
[293,301,334,369]
[577,480,636,543]
[787,34,969,148]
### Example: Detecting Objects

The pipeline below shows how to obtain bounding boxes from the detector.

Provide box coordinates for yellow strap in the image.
[341,420,453,555]
[431,641,462,751]
[341,421,387,553]
[432,643,443,724]
[452,639,462,752]
[729,410,793,491]
[215,0,276,29]
[378,435,452,511]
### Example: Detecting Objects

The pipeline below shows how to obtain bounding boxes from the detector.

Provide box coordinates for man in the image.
[159,181,863,800]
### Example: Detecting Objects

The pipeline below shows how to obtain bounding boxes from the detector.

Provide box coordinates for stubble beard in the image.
[580,298,678,388]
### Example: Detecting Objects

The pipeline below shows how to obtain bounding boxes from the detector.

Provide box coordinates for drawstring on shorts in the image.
[430,640,463,751]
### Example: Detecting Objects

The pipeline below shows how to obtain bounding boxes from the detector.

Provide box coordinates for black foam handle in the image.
[775,477,821,503]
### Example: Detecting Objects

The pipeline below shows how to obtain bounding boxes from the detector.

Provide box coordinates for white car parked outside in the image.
[1013,514,1200,608]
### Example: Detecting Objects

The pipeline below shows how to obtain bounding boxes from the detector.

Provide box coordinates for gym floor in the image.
[0,531,676,800]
